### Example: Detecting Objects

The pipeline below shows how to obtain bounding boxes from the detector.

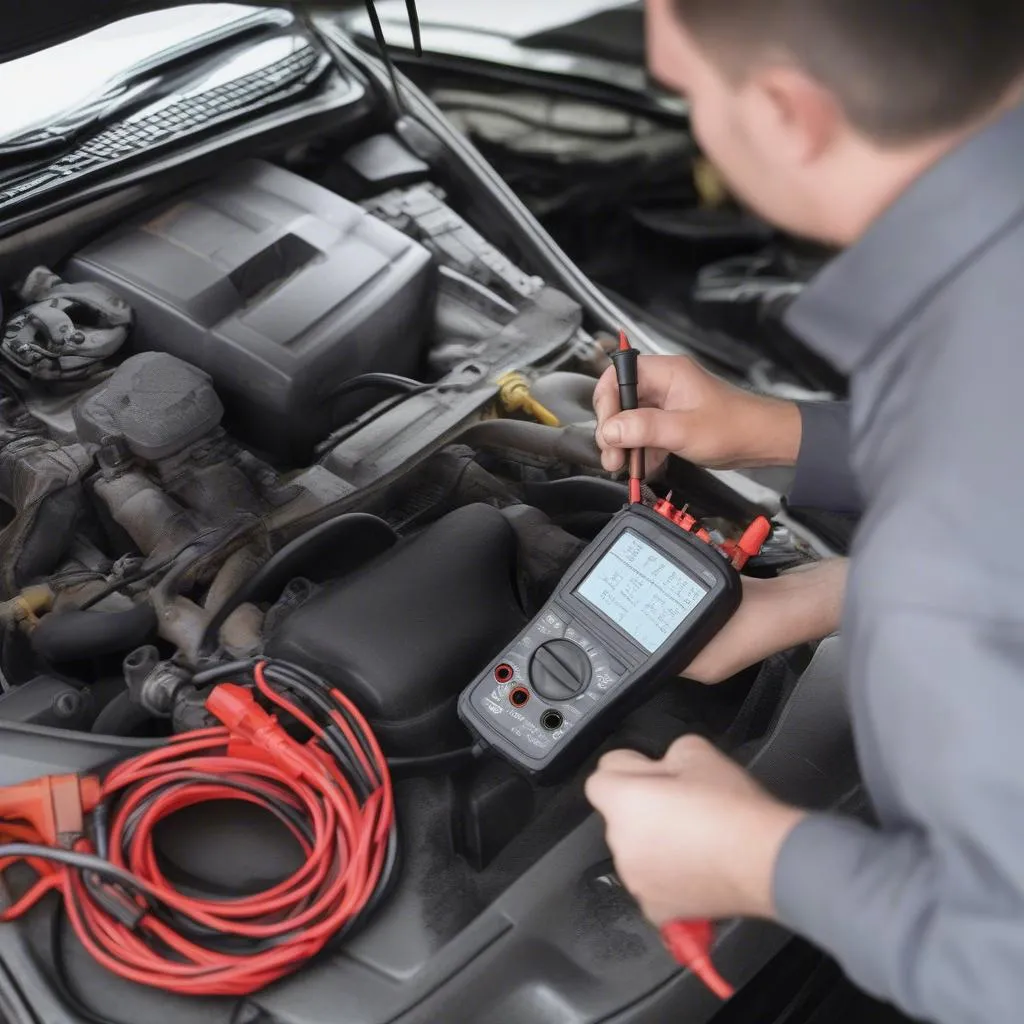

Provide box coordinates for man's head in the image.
[649,0,1024,242]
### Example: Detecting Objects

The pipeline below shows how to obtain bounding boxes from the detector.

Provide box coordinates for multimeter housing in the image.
[458,504,742,779]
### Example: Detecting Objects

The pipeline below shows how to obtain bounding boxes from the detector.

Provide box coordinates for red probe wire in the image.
[661,919,735,1000]
[0,661,395,997]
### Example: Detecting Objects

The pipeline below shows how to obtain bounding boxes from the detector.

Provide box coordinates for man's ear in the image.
[744,65,844,165]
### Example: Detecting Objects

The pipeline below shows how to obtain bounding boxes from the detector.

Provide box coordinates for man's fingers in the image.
[585,749,666,811]
[584,769,618,813]
[600,444,627,473]
[593,367,620,424]
[597,748,660,774]
[662,734,717,769]
[600,408,687,453]
[593,355,694,426]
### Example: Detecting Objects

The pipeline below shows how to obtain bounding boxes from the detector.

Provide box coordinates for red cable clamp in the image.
[0,773,101,848]
[730,516,772,571]
[206,683,308,779]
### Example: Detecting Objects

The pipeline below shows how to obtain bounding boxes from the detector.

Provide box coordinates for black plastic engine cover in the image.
[267,503,528,755]
[66,160,435,460]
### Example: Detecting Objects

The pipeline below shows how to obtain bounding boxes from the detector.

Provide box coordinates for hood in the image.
[0,0,332,62]
[1,0,638,65]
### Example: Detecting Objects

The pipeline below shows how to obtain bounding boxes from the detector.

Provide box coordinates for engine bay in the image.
[0,134,834,1024]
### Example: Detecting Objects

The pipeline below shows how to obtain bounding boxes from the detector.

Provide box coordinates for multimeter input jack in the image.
[509,686,530,708]
[540,709,564,731]
[494,664,515,684]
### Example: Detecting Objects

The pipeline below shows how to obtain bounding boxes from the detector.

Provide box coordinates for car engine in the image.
[0,150,812,735]
[0,142,829,1024]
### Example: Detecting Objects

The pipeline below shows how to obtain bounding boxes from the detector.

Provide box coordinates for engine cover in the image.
[66,159,435,459]
[267,504,528,755]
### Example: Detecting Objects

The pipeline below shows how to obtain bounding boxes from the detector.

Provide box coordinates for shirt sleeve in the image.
[773,604,1024,1024]
[787,402,861,514]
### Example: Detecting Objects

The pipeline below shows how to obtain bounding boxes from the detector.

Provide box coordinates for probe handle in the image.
[609,350,639,412]
[611,332,644,502]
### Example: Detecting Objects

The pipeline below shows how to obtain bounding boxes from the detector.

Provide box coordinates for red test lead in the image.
[610,330,644,503]
[660,919,736,1000]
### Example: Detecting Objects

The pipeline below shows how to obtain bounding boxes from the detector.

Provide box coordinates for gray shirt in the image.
[773,101,1024,1024]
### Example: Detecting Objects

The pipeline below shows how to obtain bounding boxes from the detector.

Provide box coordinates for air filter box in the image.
[67,160,434,460]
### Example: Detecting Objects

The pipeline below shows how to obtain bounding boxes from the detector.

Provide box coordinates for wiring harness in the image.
[0,660,396,997]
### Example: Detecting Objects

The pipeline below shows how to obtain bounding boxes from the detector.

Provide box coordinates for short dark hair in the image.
[671,0,1024,143]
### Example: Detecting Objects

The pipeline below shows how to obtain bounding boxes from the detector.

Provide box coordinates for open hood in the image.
[0,0,638,64]
[0,0,308,61]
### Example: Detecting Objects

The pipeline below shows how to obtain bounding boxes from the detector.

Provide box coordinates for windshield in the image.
[0,4,275,145]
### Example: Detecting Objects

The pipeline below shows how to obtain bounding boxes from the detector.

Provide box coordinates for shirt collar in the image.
[785,102,1024,375]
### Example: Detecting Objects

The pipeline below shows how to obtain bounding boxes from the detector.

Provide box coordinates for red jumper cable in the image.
[0,660,396,998]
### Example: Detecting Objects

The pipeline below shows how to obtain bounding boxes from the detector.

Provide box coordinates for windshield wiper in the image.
[0,7,289,159]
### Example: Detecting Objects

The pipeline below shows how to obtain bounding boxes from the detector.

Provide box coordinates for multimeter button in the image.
[529,640,592,701]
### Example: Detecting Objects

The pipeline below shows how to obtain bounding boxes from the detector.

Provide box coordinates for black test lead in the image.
[611,330,644,504]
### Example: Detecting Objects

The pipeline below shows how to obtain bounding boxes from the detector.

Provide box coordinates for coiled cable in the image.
[0,660,396,998]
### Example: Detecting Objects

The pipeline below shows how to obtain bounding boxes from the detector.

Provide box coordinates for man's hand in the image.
[682,558,849,684]
[594,354,802,474]
[585,736,807,924]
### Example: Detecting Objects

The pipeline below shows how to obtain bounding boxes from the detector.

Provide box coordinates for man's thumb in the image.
[601,409,683,451]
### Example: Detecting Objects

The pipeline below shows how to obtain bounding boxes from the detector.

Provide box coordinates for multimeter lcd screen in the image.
[574,531,708,653]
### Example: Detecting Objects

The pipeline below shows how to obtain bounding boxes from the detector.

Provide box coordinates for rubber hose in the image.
[31,604,158,663]
[198,514,397,655]
[530,372,600,426]
[91,690,153,736]
[522,476,630,517]
[454,420,603,468]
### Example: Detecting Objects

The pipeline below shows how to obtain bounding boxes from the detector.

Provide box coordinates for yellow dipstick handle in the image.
[495,372,560,427]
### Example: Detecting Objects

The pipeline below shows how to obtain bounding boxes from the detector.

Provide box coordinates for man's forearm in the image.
[684,558,847,684]
[736,393,803,467]
[770,557,848,646]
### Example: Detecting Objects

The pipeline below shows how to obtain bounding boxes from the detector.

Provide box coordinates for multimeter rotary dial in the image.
[528,639,592,701]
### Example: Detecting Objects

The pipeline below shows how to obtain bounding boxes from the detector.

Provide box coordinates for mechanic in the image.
[584,2,1024,1022]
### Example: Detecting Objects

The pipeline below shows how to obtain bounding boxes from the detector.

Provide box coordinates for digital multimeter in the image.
[458,502,744,779]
